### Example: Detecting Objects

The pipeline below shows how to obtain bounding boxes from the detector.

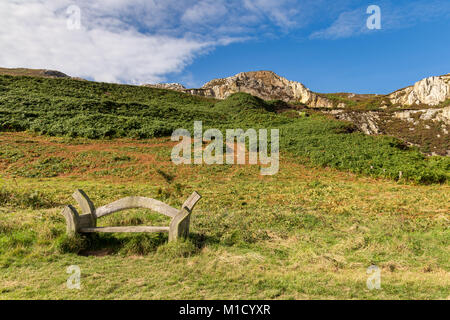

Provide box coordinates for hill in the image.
[144,70,334,108]
[145,70,450,110]
[0,73,449,300]
[0,131,449,299]
[0,74,448,184]
[145,71,450,155]
[0,67,70,79]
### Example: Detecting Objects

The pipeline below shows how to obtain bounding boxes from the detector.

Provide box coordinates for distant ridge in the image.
[145,70,450,109]
[0,67,69,78]
[0,67,88,81]
[0,67,449,155]
[144,71,335,108]
[4,67,449,109]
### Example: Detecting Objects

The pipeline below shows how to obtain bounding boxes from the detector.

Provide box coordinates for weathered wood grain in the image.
[72,189,95,215]
[72,189,96,227]
[169,192,202,242]
[80,226,170,233]
[61,205,80,236]
[79,214,95,229]
[182,191,202,212]
[95,197,179,218]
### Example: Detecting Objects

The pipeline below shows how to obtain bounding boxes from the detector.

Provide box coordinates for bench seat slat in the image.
[80,226,169,233]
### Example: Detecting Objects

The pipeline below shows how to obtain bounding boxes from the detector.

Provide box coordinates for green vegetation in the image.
[281,120,449,184]
[0,68,67,79]
[321,93,392,111]
[0,74,448,300]
[441,99,450,108]
[0,146,448,299]
[0,187,57,209]
[0,75,448,184]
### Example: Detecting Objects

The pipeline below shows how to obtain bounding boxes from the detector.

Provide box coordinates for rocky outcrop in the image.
[393,106,450,125]
[143,83,186,91]
[43,70,70,78]
[326,110,382,135]
[200,71,334,108]
[324,106,450,155]
[328,106,450,133]
[389,74,450,106]
[145,71,450,109]
[143,71,334,108]
[183,88,215,98]
[141,71,450,154]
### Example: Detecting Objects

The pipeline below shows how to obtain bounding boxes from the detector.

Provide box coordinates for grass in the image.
[0,75,448,184]
[0,133,449,299]
[321,93,392,111]
[321,93,450,111]
[0,74,448,299]
[0,68,68,79]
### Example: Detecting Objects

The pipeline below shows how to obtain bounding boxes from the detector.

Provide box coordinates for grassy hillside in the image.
[0,75,448,184]
[0,75,449,300]
[0,133,448,299]
[321,92,450,111]
[0,68,69,79]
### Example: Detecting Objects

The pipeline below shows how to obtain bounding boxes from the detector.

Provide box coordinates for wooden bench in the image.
[61,189,201,242]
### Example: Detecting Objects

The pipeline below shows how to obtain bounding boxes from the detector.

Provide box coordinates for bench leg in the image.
[169,210,191,242]
[168,192,201,242]
[61,205,80,237]
[72,189,97,227]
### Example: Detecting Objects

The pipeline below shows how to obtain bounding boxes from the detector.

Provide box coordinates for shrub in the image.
[56,234,90,254]
[0,188,57,209]
[120,234,165,255]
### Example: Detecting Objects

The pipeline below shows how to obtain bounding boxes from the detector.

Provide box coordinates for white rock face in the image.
[200,71,334,108]
[143,83,186,91]
[389,74,450,106]
[324,110,381,135]
[393,106,450,125]
[144,72,450,110]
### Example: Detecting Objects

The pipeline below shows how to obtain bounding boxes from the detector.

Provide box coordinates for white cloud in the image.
[3,0,449,84]
[0,0,212,83]
[182,1,228,25]
[0,0,304,83]
[244,0,300,28]
[310,8,367,40]
[310,0,450,40]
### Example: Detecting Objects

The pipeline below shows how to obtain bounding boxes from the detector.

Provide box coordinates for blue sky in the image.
[179,16,450,94]
[1,0,450,94]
